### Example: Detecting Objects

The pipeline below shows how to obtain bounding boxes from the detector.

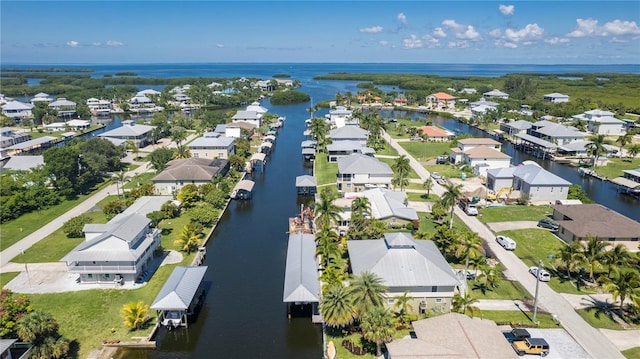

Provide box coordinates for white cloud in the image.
[433,27,447,38]
[567,18,640,40]
[503,42,518,49]
[216,44,224,48]
[106,40,124,47]
[504,23,544,43]
[360,26,383,33]
[447,40,469,48]
[402,34,423,49]
[489,29,502,38]
[442,20,480,40]
[92,42,102,46]
[397,13,407,26]
[378,40,389,46]
[66,41,80,48]
[499,4,514,16]
[545,37,570,45]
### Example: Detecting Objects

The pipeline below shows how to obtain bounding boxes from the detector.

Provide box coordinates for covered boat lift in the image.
[282,233,322,323]
[231,179,255,200]
[151,266,208,329]
[259,141,273,154]
[250,152,266,172]
[514,133,557,159]
[295,175,317,195]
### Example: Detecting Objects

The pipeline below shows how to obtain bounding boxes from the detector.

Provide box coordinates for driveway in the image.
[486,221,540,232]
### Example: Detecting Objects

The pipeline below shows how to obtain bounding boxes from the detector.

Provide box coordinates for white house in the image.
[449,138,502,164]
[482,89,509,99]
[328,106,353,128]
[543,93,570,103]
[48,98,77,116]
[30,92,53,104]
[462,146,511,177]
[336,153,393,193]
[245,101,268,114]
[572,109,625,135]
[528,121,586,146]
[231,110,262,128]
[487,163,571,203]
[98,123,156,148]
[1,101,34,120]
[188,136,235,159]
[44,119,90,131]
[500,120,532,136]
[86,98,113,116]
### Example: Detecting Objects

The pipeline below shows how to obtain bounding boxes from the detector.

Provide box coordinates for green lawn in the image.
[377,157,420,179]
[314,154,338,187]
[594,157,640,179]
[576,308,640,330]
[499,229,597,295]
[478,310,560,328]
[406,192,439,202]
[417,212,469,234]
[124,172,156,189]
[0,181,111,251]
[478,205,554,223]
[0,272,20,288]
[326,327,412,359]
[622,347,640,359]
[424,164,468,179]
[468,279,533,300]
[375,143,399,156]
[399,141,452,162]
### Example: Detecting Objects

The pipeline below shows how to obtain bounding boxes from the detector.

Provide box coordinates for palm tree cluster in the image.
[120,301,150,330]
[555,236,640,318]
[16,310,70,359]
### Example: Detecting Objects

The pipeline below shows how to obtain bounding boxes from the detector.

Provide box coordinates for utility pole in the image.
[532,259,542,324]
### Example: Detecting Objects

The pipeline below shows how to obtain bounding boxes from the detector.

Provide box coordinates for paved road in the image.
[383,131,625,359]
[0,160,151,268]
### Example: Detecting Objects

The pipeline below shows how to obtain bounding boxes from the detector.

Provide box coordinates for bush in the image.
[63,214,92,238]
[269,90,310,105]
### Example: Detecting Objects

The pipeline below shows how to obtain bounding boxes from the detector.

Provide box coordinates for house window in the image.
[435,298,443,303]
[631,238,638,241]
[431,286,438,292]
[388,298,395,305]
[105,274,110,278]
[609,237,615,242]
[88,274,93,279]
[193,153,199,158]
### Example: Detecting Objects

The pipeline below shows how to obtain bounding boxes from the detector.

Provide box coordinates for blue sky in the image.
[1,1,639,64]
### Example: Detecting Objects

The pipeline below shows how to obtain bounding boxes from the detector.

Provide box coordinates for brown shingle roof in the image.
[458,138,501,146]
[153,158,229,182]
[554,204,640,238]
[464,146,511,159]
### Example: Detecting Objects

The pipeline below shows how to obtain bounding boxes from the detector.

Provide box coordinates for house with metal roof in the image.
[0,127,31,152]
[2,155,44,171]
[336,153,393,193]
[188,136,235,160]
[295,175,317,195]
[152,158,230,195]
[47,98,77,117]
[500,119,533,136]
[526,121,586,146]
[326,140,374,162]
[572,109,626,135]
[246,101,268,114]
[552,204,640,243]
[386,313,515,359]
[328,106,353,128]
[282,233,321,322]
[98,123,156,148]
[62,195,173,284]
[360,188,418,227]
[30,92,53,104]
[483,89,510,99]
[487,163,571,203]
[347,232,460,313]
[231,110,262,128]
[1,101,34,120]
[329,126,369,142]
[544,92,570,103]
[151,266,208,328]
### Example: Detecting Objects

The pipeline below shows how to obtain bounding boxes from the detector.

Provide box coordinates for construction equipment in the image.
[487,187,513,201]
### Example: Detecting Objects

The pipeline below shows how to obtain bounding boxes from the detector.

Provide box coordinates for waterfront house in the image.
[328,106,353,128]
[98,123,156,148]
[326,140,375,162]
[48,98,77,117]
[188,136,235,160]
[417,126,453,141]
[461,146,511,177]
[552,204,640,243]
[2,155,44,172]
[425,92,457,109]
[128,92,163,113]
[527,121,585,146]
[386,313,515,359]
[482,89,509,99]
[329,125,369,142]
[231,110,262,128]
[30,92,53,104]
[62,195,173,284]
[543,93,570,103]
[500,119,532,136]
[449,137,501,164]
[152,158,230,195]
[336,153,393,193]
[572,109,626,135]
[44,119,90,131]
[245,101,268,114]
[487,164,571,203]
[0,127,31,149]
[225,121,257,138]
[1,101,34,120]
[86,98,113,116]
[347,232,461,313]
[360,188,418,228]
[4,136,56,157]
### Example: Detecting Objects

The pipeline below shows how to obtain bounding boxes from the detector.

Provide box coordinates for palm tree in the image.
[175,222,203,254]
[422,177,434,199]
[452,292,480,317]
[349,271,387,317]
[581,235,607,282]
[627,143,640,159]
[315,227,341,269]
[312,188,342,230]
[556,241,585,281]
[455,231,484,279]
[351,196,372,220]
[616,132,632,155]
[586,134,607,167]
[441,183,463,229]
[172,144,192,159]
[391,155,411,191]
[120,301,150,330]
[16,310,59,343]
[393,290,414,325]
[113,170,130,199]
[477,263,502,290]
[360,306,396,356]
[319,284,357,328]
[170,126,188,146]
[598,270,640,312]
[602,244,631,277]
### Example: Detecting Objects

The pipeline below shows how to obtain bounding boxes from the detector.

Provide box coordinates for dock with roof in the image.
[150,266,208,329]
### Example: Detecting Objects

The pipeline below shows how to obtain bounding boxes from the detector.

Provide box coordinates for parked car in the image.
[512,337,550,357]
[430,172,442,180]
[436,155,448,164]
[529,266,551,282]
[537,218,559,230]
[410,135,424,141]
[496,235,517,250]
[504,328,531,342]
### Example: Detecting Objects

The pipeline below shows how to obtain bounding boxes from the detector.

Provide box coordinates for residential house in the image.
[328,106,353,128]
[361,188,418,228]
[425,92,457,109]
[48,98,77,117]
[462,146,511,177]
[417,126,453,141]
[44,119,90,131]
[326,140,375,162]
[0,127,31,149]
[552,204,640,243]
[329,125,369,142]
[231,110,262,128]
[137,89,161,97]
[336,153,393,193]
[347,232,461,313]
[86,98,113,116]
[98,123,156,148]
[188,136,235,160]
[1,101,34,120]
[62,196,173,284]
[386,313,515,359]
[225,121,257,138]
[128,92,163,113]
[2,155,44,171]
[544,92,570,103]
[482,89,509,99]
[449,138,501,164]
[572,109,626,135]
[152,158,229,195]
[528,121,585,146]
[469,99,499,119]
[30,92,53,104]
[487,163,571,203]
[500,119,532,136]
[245,101,268,114]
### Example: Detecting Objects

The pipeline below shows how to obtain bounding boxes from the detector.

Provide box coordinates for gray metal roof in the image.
[534,124,584,138]
[151,266,208,310]
[188,136,234,148]
[2,155,44,171]
[327,140,368,152]
[233,179,255,192]
[99,124,156,137]
[329,126,369,140]
[515,133,557,149]
[503,120,532,130]
[232,110,260,120]
[2,100,34,110]
[514,164,571,186]
[347,233,460,288]
[283,233,320,303]
[362,188,418,221]
[295,175,316,187]
[7,136,56,150]
[337,153,393,175]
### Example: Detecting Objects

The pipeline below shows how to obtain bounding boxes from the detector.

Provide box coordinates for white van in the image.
[496,235,516,250]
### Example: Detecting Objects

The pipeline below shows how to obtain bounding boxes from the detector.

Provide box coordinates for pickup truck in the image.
[459,198,478,216]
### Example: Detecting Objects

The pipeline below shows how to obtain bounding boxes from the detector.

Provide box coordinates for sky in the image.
[1,1,639,65]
